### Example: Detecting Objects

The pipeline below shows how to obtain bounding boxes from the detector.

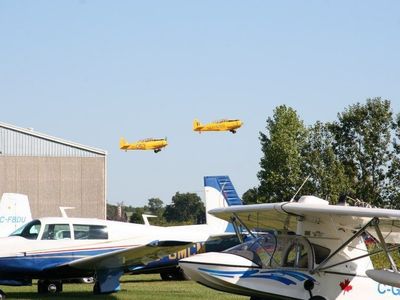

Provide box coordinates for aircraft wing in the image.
[54,240,193,271]
[209,201,400,242]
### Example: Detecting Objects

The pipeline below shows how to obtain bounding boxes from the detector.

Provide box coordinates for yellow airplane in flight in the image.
[120,137,168,153]
[193,119,243,134]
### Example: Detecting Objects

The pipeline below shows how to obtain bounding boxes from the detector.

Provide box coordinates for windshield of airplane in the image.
[224,233,278,268]
[225,233,319,270]
[10,220,41,240]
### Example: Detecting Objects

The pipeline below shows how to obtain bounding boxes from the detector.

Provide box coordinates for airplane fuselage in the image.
[193,119,243,133]
[120,138,168,152]
[0,217,214,284]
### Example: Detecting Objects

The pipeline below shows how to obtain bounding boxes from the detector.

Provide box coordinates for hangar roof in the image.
[0,121,106,157]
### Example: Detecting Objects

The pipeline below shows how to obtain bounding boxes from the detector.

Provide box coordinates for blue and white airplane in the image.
[180,196,400,300]
[0,176,242,297]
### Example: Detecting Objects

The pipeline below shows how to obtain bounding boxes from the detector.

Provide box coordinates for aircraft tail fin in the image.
[204,176,242,233]
[0,193,32,237]
[193,119,202,131]
[120,137,128,149]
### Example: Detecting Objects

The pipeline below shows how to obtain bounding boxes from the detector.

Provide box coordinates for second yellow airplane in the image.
[193,119,243,134]
[120,137,168,153]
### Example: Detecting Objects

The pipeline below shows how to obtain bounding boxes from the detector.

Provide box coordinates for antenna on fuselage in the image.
[142,214,157,226]
[290,175,310,202]
[60,207,75,218]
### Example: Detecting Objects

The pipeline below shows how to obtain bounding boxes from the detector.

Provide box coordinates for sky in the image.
[1,1,400,207]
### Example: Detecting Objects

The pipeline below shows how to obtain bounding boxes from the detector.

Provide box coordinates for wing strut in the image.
[312,217,377,273]
[373,219,398,272]
[232,213,257,240]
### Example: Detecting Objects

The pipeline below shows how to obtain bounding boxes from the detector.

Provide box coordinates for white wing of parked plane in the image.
[209,196,400,242]
[55,240,193,271]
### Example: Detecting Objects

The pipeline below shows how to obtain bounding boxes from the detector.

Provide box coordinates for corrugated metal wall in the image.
[0,127,103,157]
[0,125,106,219]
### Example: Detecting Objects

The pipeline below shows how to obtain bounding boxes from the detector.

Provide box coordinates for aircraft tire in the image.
[0,289,6,299]
[37,280,63,294]
[160,268,188,281]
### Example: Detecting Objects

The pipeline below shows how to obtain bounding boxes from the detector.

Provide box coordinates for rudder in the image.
[193,119,201,131]
[204,176,242,233]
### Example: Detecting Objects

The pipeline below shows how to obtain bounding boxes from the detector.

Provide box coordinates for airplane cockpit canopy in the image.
[224,232,330,270]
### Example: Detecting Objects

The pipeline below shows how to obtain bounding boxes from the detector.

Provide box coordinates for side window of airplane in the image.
[73,224,108,240]
[42,224,71,240]
[281,237,313,269]
[10,220,41,240]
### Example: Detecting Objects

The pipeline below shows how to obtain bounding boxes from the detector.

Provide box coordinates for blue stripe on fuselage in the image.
[0,247,124,274]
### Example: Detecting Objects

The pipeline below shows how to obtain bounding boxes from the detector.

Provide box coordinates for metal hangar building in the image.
[0,122,107,219]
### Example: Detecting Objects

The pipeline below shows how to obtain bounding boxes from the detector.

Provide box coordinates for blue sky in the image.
[1,1,399,206]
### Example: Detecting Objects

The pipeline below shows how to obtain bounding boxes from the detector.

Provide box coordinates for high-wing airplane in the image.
[120,137,168,153]
[180,195,400,300]
[193,119,243,134]
[0,193,32,237]
[0,176,242,297]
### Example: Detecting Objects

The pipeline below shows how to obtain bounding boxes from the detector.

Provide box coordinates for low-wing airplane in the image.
[120,137,168,153]
[180,195,400,300]
[0,193,32,237]
[193,119,243,134]
[0,176,241,297]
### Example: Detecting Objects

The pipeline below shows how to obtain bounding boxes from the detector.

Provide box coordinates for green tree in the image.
[129,207,145,224]
[302,121,350,203]
[329,98,394,206]
[242,187,260,204]
[387,113,400,207]
[258,105,307,202]
[106,204,118,221]
[145,198,164,217]
[163,192,205,224]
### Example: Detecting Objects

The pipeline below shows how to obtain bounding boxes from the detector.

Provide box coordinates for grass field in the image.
[2,274,247,300]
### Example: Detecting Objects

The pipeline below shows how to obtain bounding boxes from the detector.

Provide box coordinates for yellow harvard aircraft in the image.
[193,119,243,134]
[120,137,168,153]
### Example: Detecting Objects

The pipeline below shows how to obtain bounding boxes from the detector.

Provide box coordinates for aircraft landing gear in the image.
[93,281,100,294]
[37,279,63,294]
[160,268,187,281]
[230,130,237,134]
[303,279,326,300]
[154,149,161,153]
[0,289,6,299]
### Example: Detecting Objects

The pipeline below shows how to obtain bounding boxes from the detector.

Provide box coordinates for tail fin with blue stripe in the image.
[204,176,242,233]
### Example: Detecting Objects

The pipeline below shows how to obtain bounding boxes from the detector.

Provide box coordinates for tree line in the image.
[244,98,400,208]
[107,192,206,225]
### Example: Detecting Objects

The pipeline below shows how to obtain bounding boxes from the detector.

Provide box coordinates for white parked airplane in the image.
[0,176,242,297]
[180,195,400,300]
[0,193,32,237]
